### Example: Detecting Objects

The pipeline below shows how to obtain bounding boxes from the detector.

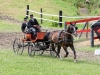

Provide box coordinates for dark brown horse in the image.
[44,22,78,62]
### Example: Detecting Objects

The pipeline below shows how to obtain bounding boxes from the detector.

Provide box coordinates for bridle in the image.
[61,24,78,42]
[68,24,78,36]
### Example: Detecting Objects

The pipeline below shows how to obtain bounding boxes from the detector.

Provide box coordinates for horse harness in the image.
[58,30,74,43]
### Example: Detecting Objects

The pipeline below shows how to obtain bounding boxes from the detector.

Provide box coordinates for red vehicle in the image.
[13,31,57,57]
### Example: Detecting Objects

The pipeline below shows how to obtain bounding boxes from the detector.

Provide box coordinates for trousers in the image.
[29,27,36,36]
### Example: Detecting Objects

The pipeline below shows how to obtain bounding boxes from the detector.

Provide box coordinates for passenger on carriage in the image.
[28,14,41,36]
[21,17,29,33]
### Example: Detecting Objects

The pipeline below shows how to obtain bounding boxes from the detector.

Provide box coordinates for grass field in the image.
[0,20,20,32]
[0,49,100,75]
[0,0,78,28]
[0,0,77,20]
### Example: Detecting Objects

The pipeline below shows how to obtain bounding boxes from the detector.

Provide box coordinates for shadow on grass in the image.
[35,54,57,59]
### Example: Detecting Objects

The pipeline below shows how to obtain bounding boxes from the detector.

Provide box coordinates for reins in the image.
[65,31,73,36]
[56,30,74,43]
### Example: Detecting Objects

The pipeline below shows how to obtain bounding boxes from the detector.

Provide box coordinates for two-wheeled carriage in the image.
[13,31,57,57]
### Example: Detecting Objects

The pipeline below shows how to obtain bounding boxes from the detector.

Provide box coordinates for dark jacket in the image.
[21,22,28,33]
[28,18,40,32]
[28,18,39,27]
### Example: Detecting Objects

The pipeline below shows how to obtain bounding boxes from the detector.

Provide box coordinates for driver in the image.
[28,14,41,36]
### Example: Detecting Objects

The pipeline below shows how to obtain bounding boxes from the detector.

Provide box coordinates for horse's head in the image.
[67,22,78,37]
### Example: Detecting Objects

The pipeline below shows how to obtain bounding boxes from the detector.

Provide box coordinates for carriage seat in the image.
[37,32,46,40]
[22,32,46,42]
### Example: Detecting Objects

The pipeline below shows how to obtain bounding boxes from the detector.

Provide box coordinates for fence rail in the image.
[26,9,100,19]
[26,5,100,27]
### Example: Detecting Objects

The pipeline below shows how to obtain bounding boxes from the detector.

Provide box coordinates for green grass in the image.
[0,0,99,29]
[0,0,77,20]
[0,49,100,75]
[0,1,100,75]
[0,0,78,28]
[0,20,20,32]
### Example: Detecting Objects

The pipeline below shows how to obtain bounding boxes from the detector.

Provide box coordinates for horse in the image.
[44,22,78,62]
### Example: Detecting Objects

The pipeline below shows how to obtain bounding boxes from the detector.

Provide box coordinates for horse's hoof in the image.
[59,57,63,60]
[64,54,68,58]
[64,56,67,58]
[59,54,62,58]
[74,59,77,62]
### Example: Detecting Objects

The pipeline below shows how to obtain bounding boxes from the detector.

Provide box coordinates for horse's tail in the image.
[44,32,51,48]
[44,32,50,41]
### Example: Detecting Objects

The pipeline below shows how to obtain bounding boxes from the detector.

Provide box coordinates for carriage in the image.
[13,22,78,62]
[13,31,57,57]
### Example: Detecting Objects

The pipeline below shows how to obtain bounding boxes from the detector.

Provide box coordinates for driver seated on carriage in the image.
[28,14,41,37]
[21,17,29,33]
[21,14,41,36]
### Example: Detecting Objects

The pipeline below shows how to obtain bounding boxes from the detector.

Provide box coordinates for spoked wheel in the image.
[28,42,35,57]
[50,45,58,57]
[13,38,24,55]
[34,42,45,55]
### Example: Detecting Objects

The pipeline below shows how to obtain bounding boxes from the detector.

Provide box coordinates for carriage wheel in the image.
[34,42,45,55]
[50,45,58,57]
[28,42,35,57]
[13,38,24,55]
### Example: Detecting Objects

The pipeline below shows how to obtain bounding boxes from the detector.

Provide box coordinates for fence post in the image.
[26,5,29,18]
[59,10,62,27]
[90,27,94,47]
[40,8,43,24]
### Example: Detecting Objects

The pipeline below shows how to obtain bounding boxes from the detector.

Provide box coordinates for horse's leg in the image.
[50,43,55,52]
[57,45,61,58]
[45,42,50,49]
[43,32,50,49]
[70,45,77,62]
[62,46,69,57]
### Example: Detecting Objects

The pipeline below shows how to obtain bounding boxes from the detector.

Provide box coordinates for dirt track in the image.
[0,32,100,63]
[0,32,22,49]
